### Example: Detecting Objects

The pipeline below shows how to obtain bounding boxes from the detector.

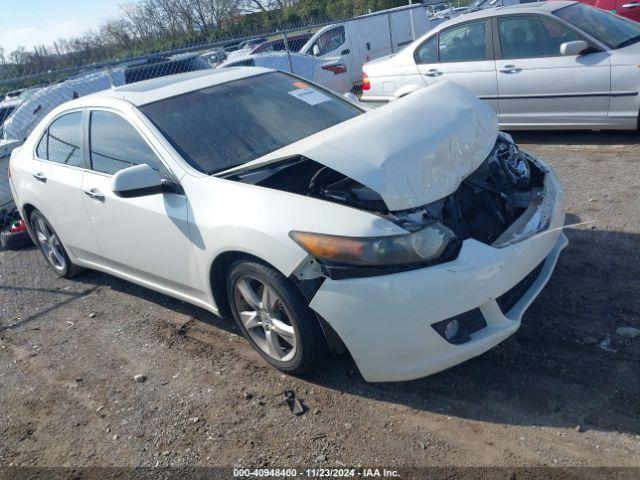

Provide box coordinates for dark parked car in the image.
[124,54,211,84]
[250,33,315,54]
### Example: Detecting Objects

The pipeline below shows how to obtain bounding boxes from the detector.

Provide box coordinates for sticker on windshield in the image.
[288,87,331,106]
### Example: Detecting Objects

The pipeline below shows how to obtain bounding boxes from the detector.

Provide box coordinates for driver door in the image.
[494,14,611,127]
[309,26,358,86]
[81,109,202,295]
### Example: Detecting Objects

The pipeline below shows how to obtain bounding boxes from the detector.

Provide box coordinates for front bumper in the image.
[309,165,567,382]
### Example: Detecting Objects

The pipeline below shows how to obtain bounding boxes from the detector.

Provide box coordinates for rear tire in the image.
[227,259,327,375]
[30,210,83,278]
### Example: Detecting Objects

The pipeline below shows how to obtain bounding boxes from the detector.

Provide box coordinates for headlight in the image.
[289,223,456,267]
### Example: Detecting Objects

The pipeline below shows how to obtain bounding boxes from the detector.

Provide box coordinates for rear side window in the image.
[439,20,488,63]
[36,112,83,167]
[89,111,162,175]
[415,36,438,64]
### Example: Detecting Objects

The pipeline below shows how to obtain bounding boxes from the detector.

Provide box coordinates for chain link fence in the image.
[0,0,467,233]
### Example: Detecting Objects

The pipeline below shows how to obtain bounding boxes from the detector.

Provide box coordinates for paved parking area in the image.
[0,131,639,468]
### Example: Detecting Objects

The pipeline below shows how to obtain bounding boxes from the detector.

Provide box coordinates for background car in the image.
[219,52,352,93]
[250,33,314,54]
[362,1,640,130]
[571,0,640,22]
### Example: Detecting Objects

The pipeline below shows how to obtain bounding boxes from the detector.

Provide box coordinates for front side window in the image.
[499,15,580,59]
[415,36,438,64]
[140,72,362,174]
[555,3,640,49]
[89,111,162,175]
[439,20,488,63]
[37,112,83,167]
[311,26,346,56]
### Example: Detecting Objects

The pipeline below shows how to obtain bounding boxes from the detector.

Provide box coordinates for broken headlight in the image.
[290,223,456,267]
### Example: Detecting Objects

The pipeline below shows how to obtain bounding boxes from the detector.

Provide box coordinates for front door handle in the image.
[425,68,443,77]
[499,65,522,74]
[622,2,640,7]
[83,188,105,201]
[32,172,47,182]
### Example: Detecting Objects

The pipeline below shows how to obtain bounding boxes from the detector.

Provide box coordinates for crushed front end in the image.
[306,135,568,382]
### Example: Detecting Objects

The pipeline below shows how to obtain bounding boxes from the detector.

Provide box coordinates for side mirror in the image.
[343,92,360,104]
[112,164,165,198]
[560,40,588,56]
[312,44,321,57]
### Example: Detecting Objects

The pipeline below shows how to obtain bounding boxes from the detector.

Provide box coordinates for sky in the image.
[0,0,127,53]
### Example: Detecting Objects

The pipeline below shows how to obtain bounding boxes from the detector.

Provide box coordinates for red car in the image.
[571,0,640,21]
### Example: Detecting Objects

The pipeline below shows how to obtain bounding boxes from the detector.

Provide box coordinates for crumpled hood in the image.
[237,81,499,211]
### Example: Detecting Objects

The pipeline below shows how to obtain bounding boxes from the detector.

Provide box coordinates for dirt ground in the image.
[0,131,639,473]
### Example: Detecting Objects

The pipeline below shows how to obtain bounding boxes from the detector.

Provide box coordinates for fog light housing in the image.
[432,309,487,345]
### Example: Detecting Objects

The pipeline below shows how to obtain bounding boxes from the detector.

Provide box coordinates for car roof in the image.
[72,67,273,107]
[432,1,576,28]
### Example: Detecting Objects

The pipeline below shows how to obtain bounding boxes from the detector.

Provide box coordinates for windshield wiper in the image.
[616,34,640,49]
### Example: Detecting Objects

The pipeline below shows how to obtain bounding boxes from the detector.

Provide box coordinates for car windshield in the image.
[554,3,640,49]
[140,72,362,174]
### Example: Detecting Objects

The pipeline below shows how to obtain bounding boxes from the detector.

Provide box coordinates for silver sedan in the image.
[362,1,640,130]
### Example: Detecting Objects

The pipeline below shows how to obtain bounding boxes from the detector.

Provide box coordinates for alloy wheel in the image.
[233,276,297,362]
[33,217,66,273]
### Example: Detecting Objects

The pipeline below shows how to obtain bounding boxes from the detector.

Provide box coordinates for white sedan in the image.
[9,68,567,382]
[362,1,640,130]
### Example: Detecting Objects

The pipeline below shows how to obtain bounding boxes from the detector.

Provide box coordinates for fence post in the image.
[387,12,394,54]
[282,31,294,74]
[409,0,416,41]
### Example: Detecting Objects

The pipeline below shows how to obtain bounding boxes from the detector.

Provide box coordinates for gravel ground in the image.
[0,131,639,472]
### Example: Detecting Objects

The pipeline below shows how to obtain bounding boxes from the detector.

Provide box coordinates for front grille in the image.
[497,261,545,314]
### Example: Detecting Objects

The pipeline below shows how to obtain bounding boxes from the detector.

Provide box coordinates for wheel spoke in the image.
[264,330,282,358]
[51,245,66,267]
[270,318,295,345]
[236,279,260,310]
[240,311,261,330]
[36,231,48,243]
[261,286,278,315]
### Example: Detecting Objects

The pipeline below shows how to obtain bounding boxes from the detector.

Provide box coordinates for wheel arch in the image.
[208,250,345,354]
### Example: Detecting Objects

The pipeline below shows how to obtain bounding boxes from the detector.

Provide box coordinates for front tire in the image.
[30,210,83,278]
[227,259,327,375]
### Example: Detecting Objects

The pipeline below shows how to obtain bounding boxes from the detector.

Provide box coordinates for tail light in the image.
[322,64,347,75]
[361,72,371,91]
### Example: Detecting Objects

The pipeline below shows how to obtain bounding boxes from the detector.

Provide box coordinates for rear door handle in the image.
[499,65,522,74]
[32,172,47,182]
[83,188,105,202]
[425,68,443,77]
[622,2,640,7]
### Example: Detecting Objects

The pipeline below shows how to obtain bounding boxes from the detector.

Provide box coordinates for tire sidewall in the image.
[227,260,323,374]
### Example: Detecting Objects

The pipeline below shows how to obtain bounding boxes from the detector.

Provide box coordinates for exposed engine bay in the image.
[221,134,548,255]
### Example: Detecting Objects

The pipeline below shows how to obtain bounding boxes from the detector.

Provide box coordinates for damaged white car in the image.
[9,68,567,382]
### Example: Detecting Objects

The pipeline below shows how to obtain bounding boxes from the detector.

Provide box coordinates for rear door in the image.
[414,19,499,112]
[494,14,611,127]
[81,109,201,294]
[616,0,640,22]
[31,110,99,258]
